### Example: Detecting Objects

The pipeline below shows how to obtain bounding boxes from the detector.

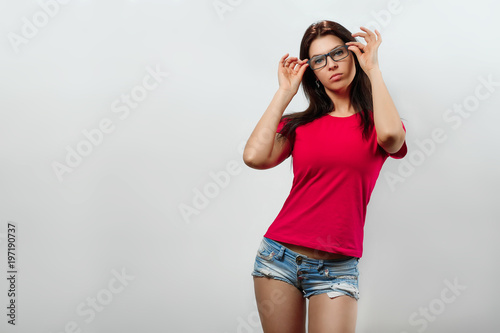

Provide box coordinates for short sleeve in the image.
[388,121,407,159]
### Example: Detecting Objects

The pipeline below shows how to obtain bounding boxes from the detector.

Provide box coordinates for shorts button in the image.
[296,257,302,264]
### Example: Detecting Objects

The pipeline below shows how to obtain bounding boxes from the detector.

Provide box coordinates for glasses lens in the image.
[332,47,348,61]
[310,55,326,70]
[310,47,349,70]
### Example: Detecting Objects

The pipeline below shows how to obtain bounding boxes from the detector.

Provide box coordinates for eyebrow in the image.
[311,44,343,58]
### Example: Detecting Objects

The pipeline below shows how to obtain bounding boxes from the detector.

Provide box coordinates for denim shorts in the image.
[251,237,360,300]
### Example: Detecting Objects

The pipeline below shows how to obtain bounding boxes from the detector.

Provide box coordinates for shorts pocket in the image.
[256,239,275,261]
[322,258,359,279]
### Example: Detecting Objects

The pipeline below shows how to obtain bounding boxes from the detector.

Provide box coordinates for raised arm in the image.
[243,88,294,169]
[243,53,309,170]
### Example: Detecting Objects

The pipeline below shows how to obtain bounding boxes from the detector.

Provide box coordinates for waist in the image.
[274,240,354,260]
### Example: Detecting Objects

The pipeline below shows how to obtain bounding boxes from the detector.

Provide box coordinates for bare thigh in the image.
[308,294,358,333]
[253,276,306,333]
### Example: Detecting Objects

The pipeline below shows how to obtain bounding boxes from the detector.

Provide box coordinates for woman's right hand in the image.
[277,53,309,95]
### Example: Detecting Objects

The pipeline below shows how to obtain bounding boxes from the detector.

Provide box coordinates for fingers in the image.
[374,29,382,43]
[297,59,309,76]
[291,59,309,73]
[352,27,382,44]
[286,57,299,69]
[361,26,379,41]
[346,41,364,49]
[346,41,365,55]
[284,57,302,71]
[347,44,362,58]
[352,31,370,43]
[280,54,309,75]
[280,53,289,66]
[360,26,376,42]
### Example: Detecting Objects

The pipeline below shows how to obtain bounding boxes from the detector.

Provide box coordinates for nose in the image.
[326,55,338,69]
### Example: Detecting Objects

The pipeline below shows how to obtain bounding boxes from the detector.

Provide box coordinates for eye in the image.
[313,57,324,64]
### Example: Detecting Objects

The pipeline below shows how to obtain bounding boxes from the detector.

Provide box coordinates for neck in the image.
[324,85,355,115]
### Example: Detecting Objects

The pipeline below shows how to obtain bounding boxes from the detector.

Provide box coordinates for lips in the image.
[330,73,342,80]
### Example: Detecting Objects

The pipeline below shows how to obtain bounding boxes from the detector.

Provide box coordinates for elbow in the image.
[243,155,256,168]
[243,157,264,170]
[243,152,270,170]
[377,130,406,154]
[243,145,256,167]
[243,152,262,169]
[243,149,254,166]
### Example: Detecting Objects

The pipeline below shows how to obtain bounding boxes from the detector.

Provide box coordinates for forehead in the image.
[309,35,344,58]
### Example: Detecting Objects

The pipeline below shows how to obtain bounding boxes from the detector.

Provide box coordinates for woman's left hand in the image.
[346,27,382,75]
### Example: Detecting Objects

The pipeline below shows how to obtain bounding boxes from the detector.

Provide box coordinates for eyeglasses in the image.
[307,45,350,70]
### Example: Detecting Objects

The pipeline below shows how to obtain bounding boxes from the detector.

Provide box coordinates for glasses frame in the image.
[307,45,351,71]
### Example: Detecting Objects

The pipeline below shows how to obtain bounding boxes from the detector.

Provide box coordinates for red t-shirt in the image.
[263,111,407,258]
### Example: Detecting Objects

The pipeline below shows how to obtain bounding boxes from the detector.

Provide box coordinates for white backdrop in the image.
[1,0,499,332]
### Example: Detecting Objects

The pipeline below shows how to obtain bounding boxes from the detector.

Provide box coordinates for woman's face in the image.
[308,35,356,93]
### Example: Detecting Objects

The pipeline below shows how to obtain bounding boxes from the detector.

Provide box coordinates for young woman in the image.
[243,20,408,332]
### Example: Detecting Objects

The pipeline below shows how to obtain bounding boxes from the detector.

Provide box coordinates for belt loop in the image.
[317,259,324,270]
[275,244,285,260]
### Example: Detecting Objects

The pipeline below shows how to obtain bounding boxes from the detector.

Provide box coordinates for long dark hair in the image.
[277,20,375,163]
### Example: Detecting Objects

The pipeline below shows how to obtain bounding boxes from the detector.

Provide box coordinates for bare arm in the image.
[242,53,309,169]
[243,89,294,169]
[368,68,406,154]
[346,28,405,154]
